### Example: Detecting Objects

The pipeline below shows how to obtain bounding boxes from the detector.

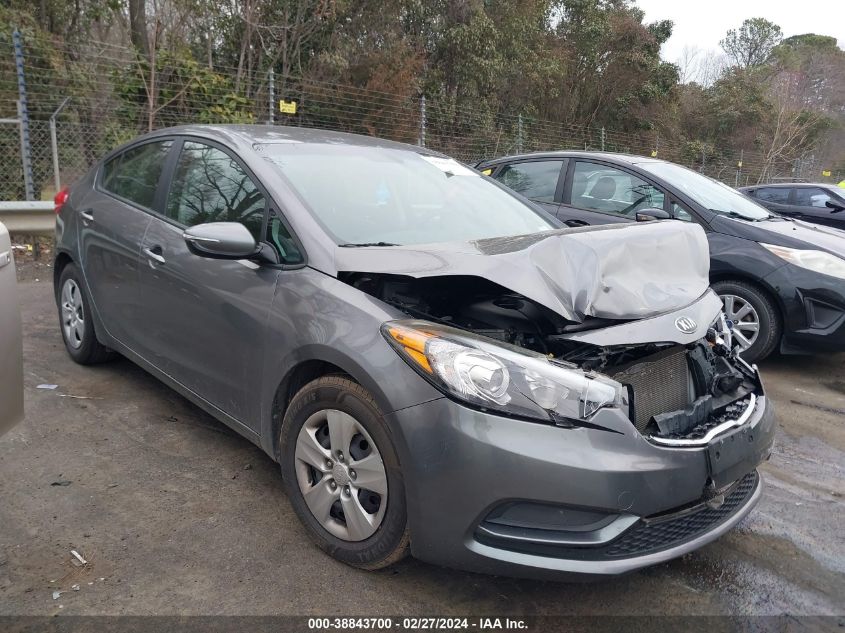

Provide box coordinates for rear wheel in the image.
[712,280,781,363]
[280,376,410,569]
[56,263,115,365]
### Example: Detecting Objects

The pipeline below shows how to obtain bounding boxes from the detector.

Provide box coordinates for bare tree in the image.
[758,71,827,183]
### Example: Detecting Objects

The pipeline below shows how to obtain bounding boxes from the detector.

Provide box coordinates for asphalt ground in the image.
[1,279,843,620]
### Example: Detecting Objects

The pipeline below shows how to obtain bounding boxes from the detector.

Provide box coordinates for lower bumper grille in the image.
[605,471,758,557]
[475,471,760,561]
[608,346,691,432]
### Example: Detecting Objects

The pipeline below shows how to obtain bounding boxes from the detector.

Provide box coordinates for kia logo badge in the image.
[675,316,698,334]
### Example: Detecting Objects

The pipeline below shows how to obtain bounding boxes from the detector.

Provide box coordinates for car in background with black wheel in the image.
[739,182,845,230]
[476,152,845,363]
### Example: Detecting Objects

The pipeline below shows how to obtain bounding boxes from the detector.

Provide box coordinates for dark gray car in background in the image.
[53,125,775,578]
[739,182,845,230]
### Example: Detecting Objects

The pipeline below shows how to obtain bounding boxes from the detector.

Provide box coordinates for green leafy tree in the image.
[720,18,782,69]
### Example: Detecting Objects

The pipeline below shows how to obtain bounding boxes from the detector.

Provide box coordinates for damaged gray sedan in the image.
[53,125,775,578]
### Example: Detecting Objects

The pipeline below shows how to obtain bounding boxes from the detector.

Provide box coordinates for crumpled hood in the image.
[334,221,711,322]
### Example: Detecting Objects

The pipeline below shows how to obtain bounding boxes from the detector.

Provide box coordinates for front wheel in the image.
[712,280,781,363]
[279,376,410,569]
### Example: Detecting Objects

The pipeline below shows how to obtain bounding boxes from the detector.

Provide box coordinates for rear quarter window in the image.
[101,140,173,209]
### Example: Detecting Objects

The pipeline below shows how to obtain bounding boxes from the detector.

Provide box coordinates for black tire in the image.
[712,280,781,363]
[280,376,410,569]
[56,263,115,365]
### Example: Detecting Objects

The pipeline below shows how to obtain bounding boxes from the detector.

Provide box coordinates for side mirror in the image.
[183,222,259,259]
[825,200,845,213]
[635,208,672,222]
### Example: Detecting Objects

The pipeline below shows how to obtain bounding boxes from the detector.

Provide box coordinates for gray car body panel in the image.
[388,394,774,578]
[333,221,710,322]
[0,221,24,436]
[54,125,774,578]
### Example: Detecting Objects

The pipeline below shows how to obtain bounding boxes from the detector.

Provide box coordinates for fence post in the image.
[418,95,426,147]
[267,68,275,125]
[517,114,523,154]
[735,149,743,187]
[600,126,605,152]
[49,97,70,192]
[13,29,34,201]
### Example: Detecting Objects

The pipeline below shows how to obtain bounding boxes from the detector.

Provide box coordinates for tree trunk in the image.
[128,0,150,60]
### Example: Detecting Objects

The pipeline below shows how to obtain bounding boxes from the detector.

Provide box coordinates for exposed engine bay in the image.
[343,272,761,443]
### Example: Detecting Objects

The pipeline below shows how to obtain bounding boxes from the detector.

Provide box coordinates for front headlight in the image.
[761,243,845,280]
[382,320,626,425]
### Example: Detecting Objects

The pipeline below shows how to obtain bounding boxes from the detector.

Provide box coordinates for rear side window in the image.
[102,141,173,209]
[494,161,564,202]
[754,187,790,204]
[165,141,266,241]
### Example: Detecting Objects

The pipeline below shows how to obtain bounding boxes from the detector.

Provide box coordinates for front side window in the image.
[794,187,833,208]
[102,140,173,209]
[755,187,790,204]
[494,161,564,202]
[258,144,555,246]
[166,141,266,240]
[570,162,664,216]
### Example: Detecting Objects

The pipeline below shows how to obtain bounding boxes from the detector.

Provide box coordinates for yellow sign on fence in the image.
[822,169,831,177]
[279,100,298,115]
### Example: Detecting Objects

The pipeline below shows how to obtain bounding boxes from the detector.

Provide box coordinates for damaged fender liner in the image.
[333,221,710,322]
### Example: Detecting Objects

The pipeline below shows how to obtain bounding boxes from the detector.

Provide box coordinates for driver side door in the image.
[136,138,280,431]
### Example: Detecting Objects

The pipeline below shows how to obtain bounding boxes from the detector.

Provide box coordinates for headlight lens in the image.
[762,243,845,280]
[382,320,626,425]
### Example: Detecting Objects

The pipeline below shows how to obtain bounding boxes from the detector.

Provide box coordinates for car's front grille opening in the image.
[607,346,692,432]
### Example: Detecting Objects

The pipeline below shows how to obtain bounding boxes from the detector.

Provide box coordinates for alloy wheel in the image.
[294,409,388,541]
[720,293,760,352]
[61,279,85,349]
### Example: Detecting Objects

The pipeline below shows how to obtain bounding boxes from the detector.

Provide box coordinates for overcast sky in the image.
[636,0,845,64]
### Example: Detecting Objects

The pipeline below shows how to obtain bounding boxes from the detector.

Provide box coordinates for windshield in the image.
[258,143,555,245]
[640,161,770,221]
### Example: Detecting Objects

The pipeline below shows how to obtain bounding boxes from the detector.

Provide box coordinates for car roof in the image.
[739,182,838,189]
[477,150,665,167]
[126,124,446,157]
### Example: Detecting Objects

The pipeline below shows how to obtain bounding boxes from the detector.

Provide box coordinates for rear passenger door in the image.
[491,159,566,216]
[558,160,666,226]
[80,139,173,349]
[750,187,792,215]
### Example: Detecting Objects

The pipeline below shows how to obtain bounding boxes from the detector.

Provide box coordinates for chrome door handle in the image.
[143,247,166,264]
[0,251,10,269]
[80,210,94,222]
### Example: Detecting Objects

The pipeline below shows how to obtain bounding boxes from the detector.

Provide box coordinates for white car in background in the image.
[0,220,23,435]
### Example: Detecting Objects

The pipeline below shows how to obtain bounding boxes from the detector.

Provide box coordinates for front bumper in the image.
[764,264,845,354]
[387,393,775,579]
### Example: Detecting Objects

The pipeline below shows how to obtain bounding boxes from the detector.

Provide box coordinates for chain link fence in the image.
[1,32,838,202]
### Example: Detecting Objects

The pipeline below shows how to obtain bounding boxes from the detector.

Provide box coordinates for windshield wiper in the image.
[710,209,768,222]
[338,241,401,247]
